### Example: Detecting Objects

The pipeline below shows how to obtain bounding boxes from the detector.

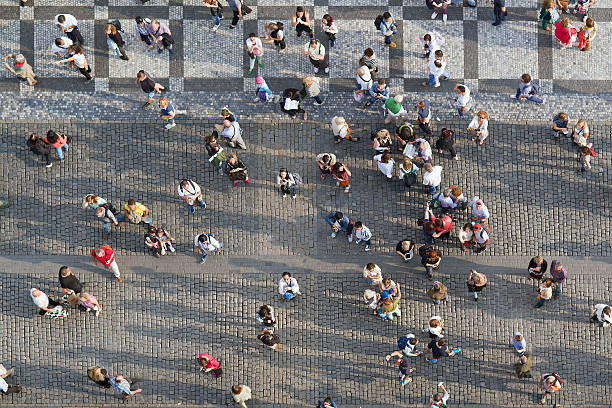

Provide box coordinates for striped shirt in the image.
[110,377,132,395]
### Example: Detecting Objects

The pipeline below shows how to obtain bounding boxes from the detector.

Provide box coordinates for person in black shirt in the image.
[27,133,53,168]
[528,256,548,281]
[135,70,165,110]
[104,23,128,61]
[491,0,508,26]
[224,153,249,186]
[59,266,83,298]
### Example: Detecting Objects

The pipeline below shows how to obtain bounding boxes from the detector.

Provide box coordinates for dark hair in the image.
[382,11,391,19]
[334,212,344,220]
[441,128,453,138]
[58,15,65,23]
[438,338,448,346]
[322,14,333,25]
[355,221,363,229]
[579,146,590,155]
[409,338,418,345]
[604,306,612,315]
[198,234,208,243]
[282,271,291,278]
[434,60,442,68]
[296,6,304,12]
[434,219,444,228]
[434,49,443,58]
[127,198,136,206]
[276,22,284,29]
[28,133,40,145]
[135,16,144,24]
[463,223,472,230]
[46,131,58,143]
[54,38,63,46]
[521,73,531,83]
[59,266,69,276]
[425,222,436,234]
[258,305,271,317]
[137,70,146,79]
[70,44,83,54]
[423,34,431,42]
[147,226,157,234]
[457,85,466,93]
[248,32,256,38]
[381,152,391,163]
[310,39,318,46]
[232,385,242,395]
[433,393,442,401]
[364,48,374,57]
[377,78,385,86]
[321,154,330,163]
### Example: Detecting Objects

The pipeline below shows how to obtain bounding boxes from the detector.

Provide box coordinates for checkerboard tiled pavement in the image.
[1,255,611,408]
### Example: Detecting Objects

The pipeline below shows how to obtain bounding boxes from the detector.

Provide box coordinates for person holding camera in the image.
[379,12,397,48]
[278,272,301,300]
[276,168,297,198]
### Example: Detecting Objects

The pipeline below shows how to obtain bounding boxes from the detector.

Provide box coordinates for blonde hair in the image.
[104,23,117,35]
[334,116,345,125]
[477,110,489,119]
[227,152,237,160]
[303,77,313,87]
[158,97,168,106]
[402,157,412,168]
[577,119,586,127]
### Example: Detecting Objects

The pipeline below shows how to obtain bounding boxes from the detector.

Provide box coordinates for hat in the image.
[255,76,263,84]
[475,199,483,205]
[15,54,25,63]
[514,331,522,337]
[473,223,482,229]
[213,124,224,132]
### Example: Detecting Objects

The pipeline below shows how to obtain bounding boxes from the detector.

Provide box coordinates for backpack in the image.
[547,372,563,386]
[110,19,123,32]
[180,179,197,194]
[101,202,119,216]
[418,245,433,258]
[403,172,417,187]
[397,122,414,140]
[374,14,384,30]
[431,402,448,408]
[291,172,303,185]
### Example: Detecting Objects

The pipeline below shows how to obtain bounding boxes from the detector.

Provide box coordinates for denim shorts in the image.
[145,90,156,99]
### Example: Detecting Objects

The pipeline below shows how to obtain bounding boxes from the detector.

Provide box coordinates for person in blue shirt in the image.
[379,12,397,48]
[552,112,570,137]
[324,211,355,242]
[158,97,186,129]
[366,79,389,107]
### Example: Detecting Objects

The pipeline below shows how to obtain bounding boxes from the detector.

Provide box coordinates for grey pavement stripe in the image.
[170,18,184,79]
[0,6,20,20]
[463,20,478,79]
[94,20,109,82]
[33,6,95,20]
[108,6,170,19]
[554,79,612,94]
[183,78,243,91]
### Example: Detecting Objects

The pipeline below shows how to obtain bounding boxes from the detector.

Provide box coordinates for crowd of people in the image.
[4,0,606,406]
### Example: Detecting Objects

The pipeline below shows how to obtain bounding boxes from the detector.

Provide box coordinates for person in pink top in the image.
[197,354,222,377]
[554,18,577,49]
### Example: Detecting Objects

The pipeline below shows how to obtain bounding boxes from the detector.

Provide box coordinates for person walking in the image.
[52,45,91,81]
[332,162,352,193]
[550,260,567,300]
[366,78,389,107]
[510,74,543,104]
[30,287,66,318]
[279,272,301,300]
[277,168,297,198]
[204,131,226,173]
[468,110,490,145]
[325,211,354,241]
[354,221,372,251]
[110,375,142,399]
[302,39,328,74]
[421,247,441,280]
[466,269,487,301]
[91,245,122,282]
[197,354,222,377]
[44,130,69,161]
[245,32,263,75]
[430,0,451,22]
[135,16,153,48]
[68,292,102,316]
[27,133,52,167]
[224,153,249,186]
[292,7,313,38]
[147,19,174,54]
[429,383,451,407]
[94,206,119,238]
[538,373,563,404]
[426,338,461,363]
[231,385,252,408]
[104,23,128,60]
[590,304,612,327]
[331,116,358,144]
[316,153,336,180]
[136,71,165,110]
[378,12,397,47]
[228,0,245,29]
[321,14,337,47]
[303,77,324,105]
[354,66,373,103]
[489,0,508,26]
[178,179,207,213]
[216,119,247,149]
[54,13,84,45]
[122,199,153,226]
[453,83,472,117]
[87,366,111,388]
[203,0,224,31]
[510,332,527,355]
[514,352,533,378]
[384,95,407,124]
[427,281,448,304]
[159,97,186,129]
[194,232,223,264]
[3,54,37,86]
[58,266,83,300]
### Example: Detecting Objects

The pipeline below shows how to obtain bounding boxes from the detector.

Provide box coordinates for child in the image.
[254,76,280,103]
[332,162,352,193]
[552,112,570,137]
[354,221,372,251]
[578,146,592,173]
[511,73,543,104]
[577,17,597,51]
[458,223,473,252]
[197,354,222,377]
[155,227,175,255]
[511,332,527,355]
[373,152,394,180]
[363,289,380,313]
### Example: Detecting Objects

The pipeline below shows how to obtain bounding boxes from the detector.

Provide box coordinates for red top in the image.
[198,354,219,370]
[91,245,115,267]
[554,21,577,46]
[44,133,67,148]
[430,214,452,234]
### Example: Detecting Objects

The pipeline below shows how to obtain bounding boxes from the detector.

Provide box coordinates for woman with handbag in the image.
[245,32,263,75]
[321,14,338,47]
[224,153,249,186]
[466,269,487,301]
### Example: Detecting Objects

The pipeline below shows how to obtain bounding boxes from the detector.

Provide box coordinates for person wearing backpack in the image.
[429,382,450,407]
[27,133,53,168]
[302,38,328,74]
[398,157,418,188]
[276,168,297,198]
[91,245,122,282]
[194,233,223,264]
[510,73,543,104]
[538,373,563,404]
[95,206,119,237]
[377,12,397,48]
[104,23,128,60]
[177,179,207,213]
[146,19,174,54]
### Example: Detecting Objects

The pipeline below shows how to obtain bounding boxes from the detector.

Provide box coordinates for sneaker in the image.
[233,181,238,187]
[434,82,440,88]
[427,358,438,363]
[219,15,224,20]
[212,24,220,32]
[453,154,460,161]
[253,97,260,102]
[324,67,329,73]
[348,235,353,243]
[331,232,337,238]
[388,42,397,48]
[154,252,161,258]
[365,245,371,251]
[442,14,447,22]
[314,67,319,74]
[158,47,163,54]
[165,123,176,129]
[292,194,296,199]
[509,94,517,99]
[199,200,207,208]
[355,239,362,244]
[540,397,546,404]
[45,162,53,168]
[189,205,195,213]
[431,12,438,19]
[282,193,287,198]
[245,177,250,183]
[452,347,461,353]
[200,258,207,264]
[273,94,281,103]
[120,55,129,60]
[259,61,264,68]
[142,101,151,110]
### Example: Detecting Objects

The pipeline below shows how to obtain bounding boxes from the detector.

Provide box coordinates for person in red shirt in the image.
[44,130,69,160]
[554,18,577,49]
[197,354,222,377]
[425,207,453,239]
[91,245,122,282]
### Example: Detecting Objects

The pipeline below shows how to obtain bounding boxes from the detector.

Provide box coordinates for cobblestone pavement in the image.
[1,255,611,408]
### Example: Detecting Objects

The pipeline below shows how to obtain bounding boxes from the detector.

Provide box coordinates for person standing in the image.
[384,95,407,124]
[466,269,487,301]
[203,0,224,31]
[197,354,222,376]
[51,37,73,58]
[292,7,313,38]
[245,33,263,75]
[435,128,458,160]
[316,153,336,180]
[54,13,84,46]
[302,39,328,74]
[472,223,489,253]
[552,112,570,137]
[303,77,323,105]
[321,14,337,47]
[535,278,553,308]
[373,153,394,181]
[331,116,358,144]
[135,17,153,49]
[430,0,451,22]
[52,45,92,81]
[468,110,490,145]
[510,332,527,355]
[366,79,389,107]
[278,272,301,300]
[528,255,548,281]
[104,23,128,60]
[58,266,83,299]
[110,375,142,400]
[415,99,433,136]
[422,163,443,195]
[458,223,473,252]
[87,366,111,388]
[227,0,244,29]
[0,373,21,395]
[194,233,223,264]
[325,211,354,241]
[379,12,397,48]
[122,199,153,226]
[231,385,252,408]
[263,22,286,53]
[177,179,207,213]
[453,83,471,117]
[421,248,441,280]
[354,221,373,251]
[30,287,66,318]
[27,133,53,167]
[204,131,226,173]
[538,373,563,404]
[427,281,448,304]
[489,0,508,26]
[554,18,577,49]
[224,153,249,186]
[159,97,186,129]
[577,17,597,51]
[426,338,460,363]
[147,20,174,54]
[3,54,37,86]
[91,245,122,282]
[135,70,165,110]
[217,119,247,150]
[514,352,533,379]
[429,383,451,407]
[470,197,490,223]
[360,48,378,77]
[318,397,337,407]
[44,130,69,161]
[550,260,567,300]
[277,168,297,198]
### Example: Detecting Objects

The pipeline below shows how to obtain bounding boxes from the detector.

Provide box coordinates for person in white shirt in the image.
[354,221,373,251]
[216,119,246,150]
[231,385,252,408]
[373,153,394,180]
[194,233,223,264]
[177,179,206,213]
[30,288,65,318]
[424,51,450,88]
[472,223,489,253]
[458,223,473,252]
[591,304,612,327]
[417,139,433,162]
[278,272,301,300]
[453,83,471,117]
[302,39,328,74]
[433,188,455,213]
[54,14,84,46]
[52,37,73,58]
[321,14,338,47]
[422,163,443,194]
[470,196,490,222]
[429,383,450,408]
[468,110,489,145]
[424,316,444,339]
[331,116,359,143]
[245,33,263,75]
[354,66,373,100]
[422,31,444,58]
[276,168,297,198]
[363,289,380,312]
[363,262,382,285]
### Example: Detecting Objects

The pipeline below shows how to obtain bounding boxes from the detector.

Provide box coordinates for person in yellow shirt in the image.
[119,199,153,226]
